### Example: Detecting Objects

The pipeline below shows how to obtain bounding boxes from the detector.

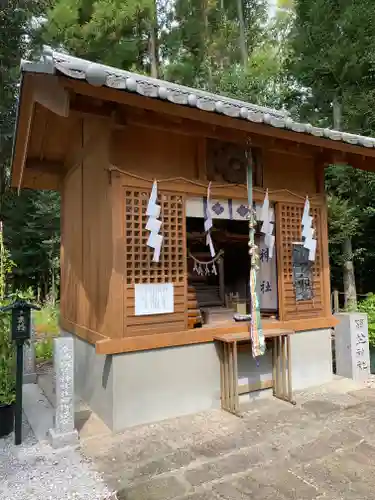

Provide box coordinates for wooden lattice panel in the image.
[124,189,185,285]
[277,203,324,320]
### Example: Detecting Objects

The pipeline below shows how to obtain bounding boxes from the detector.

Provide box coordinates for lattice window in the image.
[280,204,321,282]
[124,189,185,285]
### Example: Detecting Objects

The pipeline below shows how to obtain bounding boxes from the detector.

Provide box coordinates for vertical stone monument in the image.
[48,336,78,448]
[23,316,36,384]
[334,312,370,382]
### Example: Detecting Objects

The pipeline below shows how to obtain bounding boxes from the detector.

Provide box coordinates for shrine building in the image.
[10,48,375,430]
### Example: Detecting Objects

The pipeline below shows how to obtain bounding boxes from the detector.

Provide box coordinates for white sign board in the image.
[135,283,174,316]
[256,238,278,310]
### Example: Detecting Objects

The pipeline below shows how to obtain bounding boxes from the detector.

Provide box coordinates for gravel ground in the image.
[0,417,114,500]
[365,373,375,388]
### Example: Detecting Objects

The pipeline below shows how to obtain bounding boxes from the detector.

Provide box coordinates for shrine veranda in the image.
[10,49,375,430]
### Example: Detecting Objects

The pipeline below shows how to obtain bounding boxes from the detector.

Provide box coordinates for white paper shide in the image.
[146,181,163,262]
[301,196,316,261]
[135,283,174,316]
[204,182,215,258]
[259,190,275,259]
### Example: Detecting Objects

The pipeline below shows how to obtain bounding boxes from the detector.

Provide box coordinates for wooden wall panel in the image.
[276,202,325,321]
[123,187,187,336]
[263,150,316,194]
[110,126,197,179]
[81,117,124,338]
[60,165,83,325]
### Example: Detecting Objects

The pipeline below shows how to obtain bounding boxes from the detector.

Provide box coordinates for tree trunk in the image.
[236,0,247,68]
[333,96,357,310]
[202,0,213,90]
[149,0,159,78]
[342,238,357,310]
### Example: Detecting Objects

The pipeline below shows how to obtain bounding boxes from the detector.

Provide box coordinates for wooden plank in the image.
[320,200,332,318]
[32,74,70,117]
[95,315,339,354]
[127,322,185,336]
[60,317,109,343]
[213,329,294,343]
[275,203,286,321]
[11,74,35,189]
[127,312,186,326]
[238,379,273,395]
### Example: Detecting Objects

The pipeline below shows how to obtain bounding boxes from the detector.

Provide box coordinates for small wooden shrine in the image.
[10,49,375,430]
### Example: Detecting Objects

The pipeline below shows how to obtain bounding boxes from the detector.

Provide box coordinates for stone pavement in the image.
[80,379,375,500]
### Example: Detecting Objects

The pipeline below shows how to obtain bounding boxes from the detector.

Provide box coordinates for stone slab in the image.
[130,449,197,482]
[246,466,321,500]
[47,427,79,449]
[288,429,362,464]
[117,476,188,500]
[22,383,54,442]
[213,479,287,500]
[184,448,266,487]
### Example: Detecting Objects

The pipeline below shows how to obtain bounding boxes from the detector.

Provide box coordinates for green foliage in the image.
[0,237,15,406]
[34,302,59,335]
[35,337,53,361]
[358,294,375,348]
[2,190,60,298]
[40,0,156,71]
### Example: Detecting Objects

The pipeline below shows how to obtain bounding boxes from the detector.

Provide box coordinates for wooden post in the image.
[333,290,339,313]
[218,256,225,305]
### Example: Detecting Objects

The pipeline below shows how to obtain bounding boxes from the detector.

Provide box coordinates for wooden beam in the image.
[26,159,65,174]
[11,74,35,190]
[22,167,62,190]
[110,168,326,204]
[70,95,116,119]
[32,74,70,118]
[114,105,318,158]
[59,76,375,160]
[94,316,339,354]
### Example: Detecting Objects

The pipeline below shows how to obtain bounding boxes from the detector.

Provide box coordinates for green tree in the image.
[289,0,375,308]
[40,0,161,73]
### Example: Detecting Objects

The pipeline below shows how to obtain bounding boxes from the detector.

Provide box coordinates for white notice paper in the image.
[135,283,174,316]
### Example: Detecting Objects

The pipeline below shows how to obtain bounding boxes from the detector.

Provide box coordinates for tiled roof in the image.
[21,47,375,149]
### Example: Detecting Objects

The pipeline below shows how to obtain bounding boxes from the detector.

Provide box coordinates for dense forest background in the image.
[2,0,375,307]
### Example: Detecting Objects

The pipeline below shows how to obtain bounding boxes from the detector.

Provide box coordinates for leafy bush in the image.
[35,337,53,361]
[33,302,59,335]
[0,303,15,405]
[358,293,375,347]
[0,241,16,406]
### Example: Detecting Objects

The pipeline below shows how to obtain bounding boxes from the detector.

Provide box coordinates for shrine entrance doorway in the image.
[186,217,278,328]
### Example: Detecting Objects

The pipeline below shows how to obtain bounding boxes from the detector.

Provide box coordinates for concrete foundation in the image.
[70,328,333,432]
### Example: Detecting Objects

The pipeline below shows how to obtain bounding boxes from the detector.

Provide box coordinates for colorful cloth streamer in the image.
[250,262,265,358]
[246,151,265,359]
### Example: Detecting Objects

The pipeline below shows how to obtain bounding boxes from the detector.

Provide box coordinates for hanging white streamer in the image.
[259,190,275,259]
[301,196,316,261]
[146,180,163,262]
[205,182,215,258]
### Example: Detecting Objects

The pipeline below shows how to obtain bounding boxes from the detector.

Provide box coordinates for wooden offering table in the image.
[214,329,296,416]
